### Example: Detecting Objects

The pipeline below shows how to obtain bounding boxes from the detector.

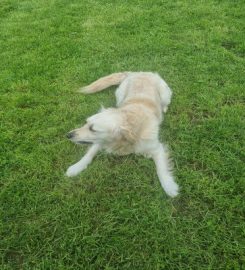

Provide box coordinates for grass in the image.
[0,0,244,269]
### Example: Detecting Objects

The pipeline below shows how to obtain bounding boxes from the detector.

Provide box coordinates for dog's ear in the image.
[120,125,136,142]
[110,125,121,137]
[111,124,130,139]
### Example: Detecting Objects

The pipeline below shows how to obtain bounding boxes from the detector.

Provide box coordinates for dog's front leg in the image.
[66,144,101,177]
[150,143,179,197]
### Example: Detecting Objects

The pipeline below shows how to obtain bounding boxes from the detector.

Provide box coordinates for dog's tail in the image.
[80,72,130,94]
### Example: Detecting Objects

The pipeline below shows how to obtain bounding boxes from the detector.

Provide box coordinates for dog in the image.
[66,72,179,197]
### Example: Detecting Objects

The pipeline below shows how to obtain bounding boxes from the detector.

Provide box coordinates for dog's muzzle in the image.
[77,141,93,144]
[66,131,93,144]
[66,131,76,139]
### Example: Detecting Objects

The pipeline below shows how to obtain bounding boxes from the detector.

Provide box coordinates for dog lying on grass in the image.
[66,72,179,197]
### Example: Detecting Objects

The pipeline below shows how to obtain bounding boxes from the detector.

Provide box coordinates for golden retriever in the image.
[66,72,179,197]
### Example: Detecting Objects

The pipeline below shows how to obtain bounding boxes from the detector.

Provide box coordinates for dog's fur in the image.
[66,72,179,197]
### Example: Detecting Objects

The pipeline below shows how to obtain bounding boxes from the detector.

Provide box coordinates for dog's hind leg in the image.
[157,77,172,113]
[115,79,129,107]
[151,143,179,197]
[66,144,100,177]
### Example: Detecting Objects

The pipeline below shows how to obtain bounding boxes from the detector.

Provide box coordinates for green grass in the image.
[0,0,244,269]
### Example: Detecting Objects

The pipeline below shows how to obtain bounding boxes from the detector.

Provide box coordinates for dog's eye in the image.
[89,125,96,132]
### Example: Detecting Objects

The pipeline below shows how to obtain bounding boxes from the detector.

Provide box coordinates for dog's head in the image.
[67,108,124,145]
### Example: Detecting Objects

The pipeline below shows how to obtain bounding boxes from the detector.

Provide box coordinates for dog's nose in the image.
[67,131,75,139]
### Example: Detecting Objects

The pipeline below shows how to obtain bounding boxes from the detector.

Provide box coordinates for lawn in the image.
[0,0,244,269]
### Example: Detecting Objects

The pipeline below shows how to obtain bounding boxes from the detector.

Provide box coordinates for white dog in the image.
[66,72,179,197]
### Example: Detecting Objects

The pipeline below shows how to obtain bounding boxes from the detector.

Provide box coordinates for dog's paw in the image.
[66,161,89,177]
[163,106,168,113]
[66,165,82,177]
[164,180,179,198]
